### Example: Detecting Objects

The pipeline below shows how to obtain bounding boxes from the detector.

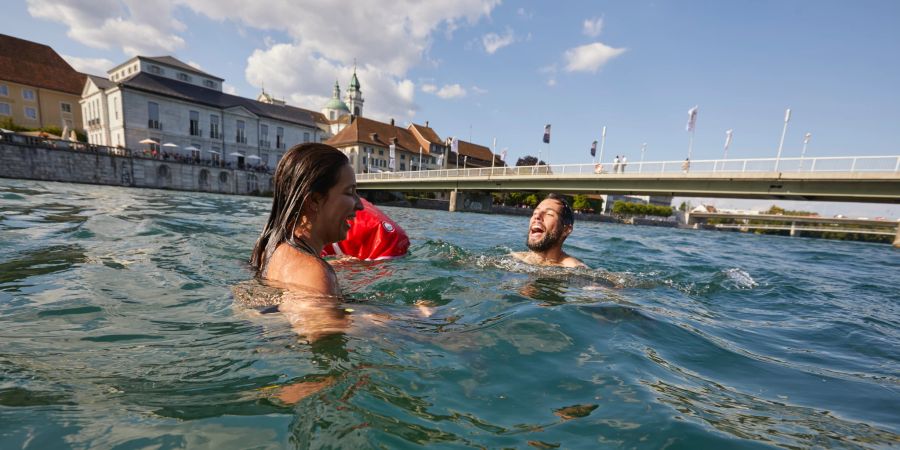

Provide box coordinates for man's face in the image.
[526,199,569,252]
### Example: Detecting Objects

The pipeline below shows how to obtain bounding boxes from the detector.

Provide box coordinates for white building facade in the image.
[81,56,327,168]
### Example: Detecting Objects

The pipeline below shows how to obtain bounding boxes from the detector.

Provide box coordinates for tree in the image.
[767,205,786,215]
[571,194,590,212]
[524,193,539,208]
[515,155,547,166]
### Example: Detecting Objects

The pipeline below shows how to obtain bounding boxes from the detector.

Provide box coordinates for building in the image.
[0,34,86,133]
[449,138,503,168]
[601,194,674,213]
[81,55,334,168]
[326,116,445,173]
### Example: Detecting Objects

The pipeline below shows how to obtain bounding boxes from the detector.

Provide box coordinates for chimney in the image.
[425,120,429,127]
[370,132,378,141]
[390,118,395,126]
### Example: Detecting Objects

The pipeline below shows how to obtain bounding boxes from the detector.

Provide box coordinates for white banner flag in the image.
[500,148,507,162]
[686,106,699,132]
[388,144,396,170]
[724,129,733,150]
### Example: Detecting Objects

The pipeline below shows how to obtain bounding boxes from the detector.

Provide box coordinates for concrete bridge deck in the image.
[357,156,900,203]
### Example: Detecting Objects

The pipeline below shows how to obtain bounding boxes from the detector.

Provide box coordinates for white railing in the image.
[356,155,900,181]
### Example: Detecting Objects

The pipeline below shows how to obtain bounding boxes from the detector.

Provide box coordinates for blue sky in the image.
[6,0,900,217]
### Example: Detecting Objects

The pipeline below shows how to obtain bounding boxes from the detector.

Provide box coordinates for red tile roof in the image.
[326,116,425,153]
[457,139,494,161]
[0,34,86,94]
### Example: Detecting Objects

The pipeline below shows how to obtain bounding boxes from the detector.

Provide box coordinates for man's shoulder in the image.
[561,254,588,268]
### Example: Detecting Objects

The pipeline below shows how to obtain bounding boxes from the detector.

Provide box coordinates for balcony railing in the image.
[148,120,162,130]
[236,135,247,144]
[259,140,271,148]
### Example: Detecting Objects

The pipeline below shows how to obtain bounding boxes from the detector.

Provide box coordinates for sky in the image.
[6,0,900,218]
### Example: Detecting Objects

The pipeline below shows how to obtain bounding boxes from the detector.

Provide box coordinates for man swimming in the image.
[512,193,587,268]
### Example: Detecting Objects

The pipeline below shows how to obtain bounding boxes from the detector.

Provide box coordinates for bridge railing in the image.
[357,155,900,181]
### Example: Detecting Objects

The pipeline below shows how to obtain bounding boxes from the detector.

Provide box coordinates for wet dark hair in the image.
[250,143,349,276]
[545,193,574,228]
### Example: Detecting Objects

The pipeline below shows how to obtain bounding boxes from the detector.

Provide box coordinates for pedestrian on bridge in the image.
[682,158,690,174]
[613,155,620,173]
[621,156,628,173]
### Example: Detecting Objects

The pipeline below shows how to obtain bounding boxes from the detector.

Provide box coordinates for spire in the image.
[349,61,361,91]
[332,79,341,98]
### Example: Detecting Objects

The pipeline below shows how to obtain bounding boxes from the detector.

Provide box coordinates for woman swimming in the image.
[250,143,364,296]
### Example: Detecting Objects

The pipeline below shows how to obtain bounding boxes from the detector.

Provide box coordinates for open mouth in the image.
[529,224,544,239]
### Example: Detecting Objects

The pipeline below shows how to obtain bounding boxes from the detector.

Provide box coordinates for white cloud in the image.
[187,60,203,70]
[61,54,115,75]
[516,8,533,19]
[27,0,185,55]
[539,64,557,87]
[222,83,238,95]
[482,27,516,54]
[29,0,501,122]
[563,42,626,73]
[471,85,488,95]
[583,17,604,37]
[435,84,466,99]
[421,83,437,93]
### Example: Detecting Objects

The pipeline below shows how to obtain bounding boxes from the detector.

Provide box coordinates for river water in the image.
[1,178,898,449]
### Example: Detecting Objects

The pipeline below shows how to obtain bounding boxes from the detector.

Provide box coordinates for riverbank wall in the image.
[0,138,272,196]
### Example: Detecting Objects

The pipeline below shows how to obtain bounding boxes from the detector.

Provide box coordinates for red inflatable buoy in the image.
[321,198,410,260]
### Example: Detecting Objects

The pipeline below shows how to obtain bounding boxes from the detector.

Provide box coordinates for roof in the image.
[87,74,114,90]
[324,97,350,112]
[111,55,224,81]
[456,139,494,161]
[349,71,360,90]
[326,116,424,153]
[0,34,87,94]
[408,123,443,146]
[121,72,322,128]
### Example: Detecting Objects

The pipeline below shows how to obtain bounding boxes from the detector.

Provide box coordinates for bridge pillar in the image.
[790,222,797,237]
[448,190,458,212]
[894,224,900,248]
[448,190,493,213]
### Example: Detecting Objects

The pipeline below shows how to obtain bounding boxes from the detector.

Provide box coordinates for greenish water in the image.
[1,178,898,449]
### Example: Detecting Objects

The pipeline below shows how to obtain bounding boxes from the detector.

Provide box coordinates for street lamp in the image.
[799,132,812,171]
[639,142,646,173]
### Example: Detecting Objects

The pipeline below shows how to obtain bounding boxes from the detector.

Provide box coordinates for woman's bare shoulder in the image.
[266,244,338,295]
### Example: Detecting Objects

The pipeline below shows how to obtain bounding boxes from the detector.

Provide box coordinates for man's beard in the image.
[526,227,563,252]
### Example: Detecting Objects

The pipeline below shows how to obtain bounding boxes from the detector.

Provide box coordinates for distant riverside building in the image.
[326,116,446,173]
[81,55,364,168]
[449,139,503,168]
[0,34,86,133]
[602,194,674,213]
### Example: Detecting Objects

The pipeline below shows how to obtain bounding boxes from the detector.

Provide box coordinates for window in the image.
[260,124,269,147]
[127,67,132,74]
[0,85,7,96]
[148,102,160,129]
[61,102,72,113]
[236,120,246,144]
[203,80,215,88]
[114,101,118,120]
[330,111,335,120]
[190,143,201,159]
[149,65,162,74]
[276,126,284,149]
[0,103,10,116]
[379,149,384,156]
[24,107,37,120]
[22,89,35,101]
[210,115,220,139]
[303,132,310,143]
[400,154,405,160]
[177,73,191,82]
[400,163,406,171]
[189,110,201,136]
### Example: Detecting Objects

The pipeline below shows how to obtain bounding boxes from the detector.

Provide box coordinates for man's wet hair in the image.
[545,193,574,228]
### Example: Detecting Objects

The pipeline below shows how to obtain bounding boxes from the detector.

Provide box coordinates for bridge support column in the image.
[448,190,458,212]
[790,222,797,237]
[894,224,900,248]
[448,190,493,213]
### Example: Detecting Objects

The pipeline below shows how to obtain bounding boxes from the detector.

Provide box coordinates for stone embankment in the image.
[0,136,272,196]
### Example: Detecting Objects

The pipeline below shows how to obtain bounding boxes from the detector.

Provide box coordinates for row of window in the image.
[147,102,309,146]
[360,146,437,165]
[0,102,37,119]
[0,85,36,101]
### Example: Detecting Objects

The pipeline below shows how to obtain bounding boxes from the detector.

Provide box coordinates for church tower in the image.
[346,67,364,117]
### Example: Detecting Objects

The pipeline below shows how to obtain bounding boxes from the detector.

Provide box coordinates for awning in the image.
[184,146,200,151]
[246,155,261,160]
[162,142,179,148]
[206,150,221,154]
[228,152,244,157]
[138,138,157,144]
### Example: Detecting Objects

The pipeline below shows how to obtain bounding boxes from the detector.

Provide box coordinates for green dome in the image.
[325,97,350,112]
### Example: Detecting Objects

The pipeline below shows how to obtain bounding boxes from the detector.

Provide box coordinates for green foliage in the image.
[0,117,29,132]
[612,201,673,217]
[679,201,690,212]
[571,194,601,212]
[524,193,539,208]
[515,155,547,166]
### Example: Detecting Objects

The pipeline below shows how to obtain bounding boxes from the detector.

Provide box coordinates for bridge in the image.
[357,155,900,204]
[688,212,900,245]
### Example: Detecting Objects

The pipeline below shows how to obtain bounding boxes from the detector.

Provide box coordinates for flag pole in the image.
[491,137,497,172]
[639,142,646,173]
[599,126,607,168]
[775,108,791,172]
